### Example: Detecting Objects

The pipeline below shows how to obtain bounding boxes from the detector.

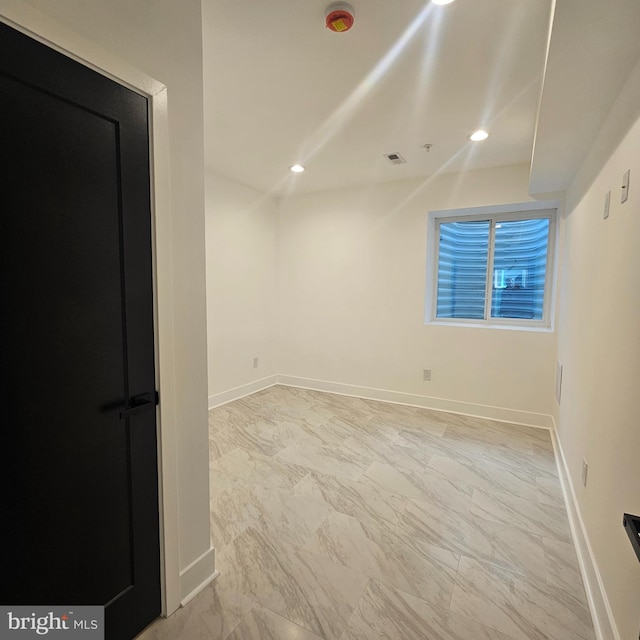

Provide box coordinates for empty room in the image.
[1,1,639,639]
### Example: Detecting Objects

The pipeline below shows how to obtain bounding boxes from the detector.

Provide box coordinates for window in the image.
[426,204,556,328]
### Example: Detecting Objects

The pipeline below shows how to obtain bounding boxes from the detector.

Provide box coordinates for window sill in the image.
[425,320,554,333]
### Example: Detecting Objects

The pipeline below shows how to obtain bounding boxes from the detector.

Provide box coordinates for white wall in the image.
[205,172,278,404]
[277,164,557,424]
[6,0,212,609]
[556,58,640,639]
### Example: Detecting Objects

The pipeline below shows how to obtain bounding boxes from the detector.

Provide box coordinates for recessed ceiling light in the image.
[290,164,306,173]
[469,130,489,142]
[432,0,455,5]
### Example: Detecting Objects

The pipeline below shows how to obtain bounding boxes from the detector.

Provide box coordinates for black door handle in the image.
[119,392,158,420]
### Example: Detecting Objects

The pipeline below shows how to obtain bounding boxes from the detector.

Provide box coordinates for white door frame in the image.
[0,1,182,616]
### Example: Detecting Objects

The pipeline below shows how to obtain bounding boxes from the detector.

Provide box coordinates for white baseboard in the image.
[550,422,619,640]
[179,546,217,607]
[208,375,279,409]
[277,375,554,429]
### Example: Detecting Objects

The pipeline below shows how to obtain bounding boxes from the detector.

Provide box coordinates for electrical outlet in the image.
[253,357,259,368]
[423,369,431,381]
[604,190,611,219]
[555,361,563,404]
[622,169,630,204]
[582,459,588,487]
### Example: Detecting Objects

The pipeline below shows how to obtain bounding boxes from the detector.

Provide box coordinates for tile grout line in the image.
[336,577,373,640]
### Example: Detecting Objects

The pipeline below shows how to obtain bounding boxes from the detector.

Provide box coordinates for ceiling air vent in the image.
[384,152,406,165]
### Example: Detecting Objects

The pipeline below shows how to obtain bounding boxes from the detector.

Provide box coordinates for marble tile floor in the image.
[137,385,595,640]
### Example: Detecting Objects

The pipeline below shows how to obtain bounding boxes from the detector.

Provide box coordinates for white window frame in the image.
[425,201,559,330]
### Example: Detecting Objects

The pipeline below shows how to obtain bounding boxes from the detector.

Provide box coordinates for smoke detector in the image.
[325,2,355,32]
[384,152,406,165]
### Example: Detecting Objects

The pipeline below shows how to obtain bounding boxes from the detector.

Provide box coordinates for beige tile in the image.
[363,405,447,437]
[532,434,556,454]
[226,605,324,640]
[209,433,238,463]
[341,434,432,474]
[341,579,518,640]
[485,445,559,482]
[276,442,373,481]
[443,423,536,455]
[544,537,589,602]
[509,424,554,445]
[239,389,334,425]
[532,441,559,471]
[398,498,547,582]
[209,400,263,435]
[253,394,338,426]
[209,475,331,551]
[210,447,308,490]
[270,419,352,448]
[536,475,565,507]
[428,453,538,501]
[293,471,404,525]
[363,460,473,512]
[253,483,332,548]
[136,576,253,640]
[469,487,572,543]
[135,603,214,640]
[211,421,285,458]
[304,511,458,608]
[218,527,368,640]
[395,427,491,467]
[361,398,448,427]
[209,475,261,550]
[404,425,558,486]
[308,392,378,424]
[204,387,584,640]
[450,557,595,640]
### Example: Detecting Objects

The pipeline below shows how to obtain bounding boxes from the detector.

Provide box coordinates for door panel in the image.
[0,23,160,640]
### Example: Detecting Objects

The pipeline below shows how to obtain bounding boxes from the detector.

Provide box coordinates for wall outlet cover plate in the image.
[621,169,630,204]
[604,190,611,219]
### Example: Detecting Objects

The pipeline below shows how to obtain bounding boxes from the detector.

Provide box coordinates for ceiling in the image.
[202,0,640,197]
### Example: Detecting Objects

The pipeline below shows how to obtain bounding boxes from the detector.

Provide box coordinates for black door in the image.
[0,23,160,640]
